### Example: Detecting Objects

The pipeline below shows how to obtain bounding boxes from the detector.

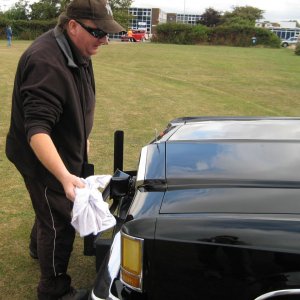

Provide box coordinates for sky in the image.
[1,0,300,22]
[132,0,300,21]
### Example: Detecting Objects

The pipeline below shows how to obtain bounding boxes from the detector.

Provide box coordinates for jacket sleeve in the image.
[20,55,70,142]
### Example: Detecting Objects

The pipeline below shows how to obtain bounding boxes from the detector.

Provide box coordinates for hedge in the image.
[295,43,300,56]
[153,23,208,45]
[0,18,57,40]
[209,26,281,47]
[153,23,281,48]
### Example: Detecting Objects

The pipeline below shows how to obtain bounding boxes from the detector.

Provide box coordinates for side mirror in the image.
[110,169,131,197]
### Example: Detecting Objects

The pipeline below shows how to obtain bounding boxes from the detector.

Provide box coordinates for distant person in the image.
[5,0,124,299]
[145,29,150,40]
[6,25,12,47]
[127,28,133,42]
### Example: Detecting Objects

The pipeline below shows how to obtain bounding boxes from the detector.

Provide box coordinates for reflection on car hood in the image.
[165,141,300,185]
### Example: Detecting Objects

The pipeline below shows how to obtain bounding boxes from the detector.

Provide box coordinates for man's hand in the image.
[60,173,85,201]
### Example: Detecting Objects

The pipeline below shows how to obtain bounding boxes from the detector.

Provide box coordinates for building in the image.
[110,7,167,39]
[279,21,297,29]
[175,13,202,25]
[110,7,202,39]
[255,21,280,28]
[126,8,201,32]
[256,20,300,40]
[151,8,168,33]
[167,13,177,23]
[127,7,167,33]
[270,27,300,39]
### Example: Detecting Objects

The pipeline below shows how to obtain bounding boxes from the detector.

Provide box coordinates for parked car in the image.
[121,29,147,42]
[88,117,300,300]
[281,36,299,47]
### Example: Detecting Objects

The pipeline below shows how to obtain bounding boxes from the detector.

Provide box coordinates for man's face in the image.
[68,19,108,57]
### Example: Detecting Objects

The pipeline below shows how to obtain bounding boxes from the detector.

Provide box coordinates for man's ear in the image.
[67,19,78,36]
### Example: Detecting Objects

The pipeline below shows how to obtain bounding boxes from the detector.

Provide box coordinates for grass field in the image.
[1,39,300,299]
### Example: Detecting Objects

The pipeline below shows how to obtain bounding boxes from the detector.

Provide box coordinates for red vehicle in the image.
[121,29,147,42]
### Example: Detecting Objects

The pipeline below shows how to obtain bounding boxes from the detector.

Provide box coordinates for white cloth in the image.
[71,175,116,237]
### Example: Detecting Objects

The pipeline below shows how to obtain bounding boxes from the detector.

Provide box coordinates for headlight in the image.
[120,232,144,291]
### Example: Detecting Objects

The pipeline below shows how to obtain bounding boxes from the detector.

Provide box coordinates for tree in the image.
[198,7,222,27]
[2,0,133,24]
[3,0,29,20]
[30,0,60,20]
[222,6,264,27]
[221,16,256,27]
[108,0,133,30]
[109,0,133,10]
[58,0,71,13]
[57,0,132,14]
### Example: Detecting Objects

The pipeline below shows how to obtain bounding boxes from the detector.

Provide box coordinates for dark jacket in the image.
[6,26,95,191]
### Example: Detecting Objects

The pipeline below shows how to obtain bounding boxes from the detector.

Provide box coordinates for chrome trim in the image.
[136,146,148,186]
[254,289,300,300]
[120,267,143,292]
[120,232,144,292]
[121,231,145,242]
[90,289,120,300]
[91,232,121,300]
[90,290,105,300]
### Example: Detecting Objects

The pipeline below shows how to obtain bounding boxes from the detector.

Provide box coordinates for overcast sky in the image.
[132,0,300,21]
[1,0,300,22]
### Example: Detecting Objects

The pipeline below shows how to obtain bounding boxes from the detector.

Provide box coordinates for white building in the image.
[256,20,300,40]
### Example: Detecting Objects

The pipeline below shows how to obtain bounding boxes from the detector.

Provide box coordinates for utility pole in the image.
[183,0,186,24]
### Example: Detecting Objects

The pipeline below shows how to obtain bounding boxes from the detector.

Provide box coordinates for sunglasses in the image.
[75,20,107,39]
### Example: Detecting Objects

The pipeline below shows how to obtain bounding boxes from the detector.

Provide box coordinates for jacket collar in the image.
[54,25,89,68]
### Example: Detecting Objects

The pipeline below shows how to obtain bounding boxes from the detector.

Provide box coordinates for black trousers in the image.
[23,176,75,299]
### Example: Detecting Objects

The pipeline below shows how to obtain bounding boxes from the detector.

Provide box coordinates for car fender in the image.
[254,288,300,300]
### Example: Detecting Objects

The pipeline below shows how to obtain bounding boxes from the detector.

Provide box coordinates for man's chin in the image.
[90,48,99,56]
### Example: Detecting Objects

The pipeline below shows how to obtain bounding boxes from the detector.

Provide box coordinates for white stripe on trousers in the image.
[44,186,57,277]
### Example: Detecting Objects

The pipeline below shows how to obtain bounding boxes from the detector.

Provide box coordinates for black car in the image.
[87,117,300,300]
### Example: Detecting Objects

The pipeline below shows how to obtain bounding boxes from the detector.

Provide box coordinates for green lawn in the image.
[1,40,300,299]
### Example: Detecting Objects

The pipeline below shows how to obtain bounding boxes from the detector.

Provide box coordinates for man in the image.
[5,0,124,299]
[6,25,12,47]
[127,28,133,42]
